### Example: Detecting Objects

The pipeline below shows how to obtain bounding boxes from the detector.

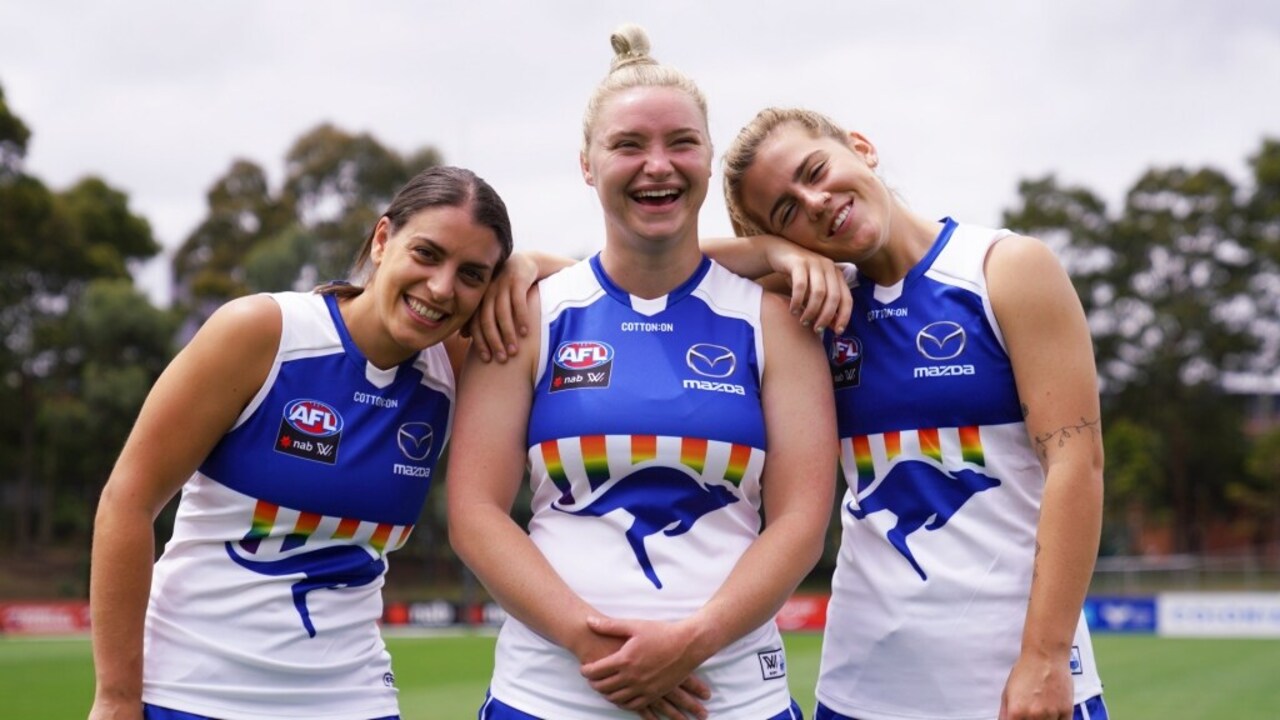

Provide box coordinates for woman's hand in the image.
[579,616,711,718]
[466,252,537,363]
[762,239,852,335]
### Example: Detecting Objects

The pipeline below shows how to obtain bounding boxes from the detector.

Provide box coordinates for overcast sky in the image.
[2,1,1277,306]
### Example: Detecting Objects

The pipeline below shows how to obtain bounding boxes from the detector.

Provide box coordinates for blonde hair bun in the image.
[609,24,654,72]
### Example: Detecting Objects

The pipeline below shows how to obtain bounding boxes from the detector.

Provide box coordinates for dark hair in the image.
[318,165,514,298]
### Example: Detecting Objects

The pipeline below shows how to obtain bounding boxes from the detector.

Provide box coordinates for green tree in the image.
[173,124,442,320]
[1004,154,1270,553]
[0,82,31,177]
[0,81,163,548]
[38,280,177,547]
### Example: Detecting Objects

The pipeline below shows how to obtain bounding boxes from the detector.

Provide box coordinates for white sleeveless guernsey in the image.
[489,256,795,719]
[816,220,1103,719]
[142,291,454,720]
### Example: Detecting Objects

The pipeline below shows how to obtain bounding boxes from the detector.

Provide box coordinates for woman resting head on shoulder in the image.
[721,107,1108,720]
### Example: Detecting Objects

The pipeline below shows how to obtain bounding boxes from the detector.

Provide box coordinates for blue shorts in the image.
[815,694,1108,720]
[478,691,804,719]
[143,703,399,720]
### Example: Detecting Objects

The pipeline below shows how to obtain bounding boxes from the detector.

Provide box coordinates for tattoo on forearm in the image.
[1033,416,1100,461]
[1032,541,1041,582]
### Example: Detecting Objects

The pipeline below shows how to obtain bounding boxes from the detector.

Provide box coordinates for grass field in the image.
[4,632,1278,718]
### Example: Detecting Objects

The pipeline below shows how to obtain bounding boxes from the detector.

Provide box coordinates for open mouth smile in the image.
[829,202,852,236]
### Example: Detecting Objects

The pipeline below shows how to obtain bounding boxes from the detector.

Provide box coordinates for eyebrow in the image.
[767,150,820,230]
[416,237,496,273]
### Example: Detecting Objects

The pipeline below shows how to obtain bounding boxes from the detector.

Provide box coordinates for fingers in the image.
[662,683,709,719]
[467,299,496,362]
[491,282,521,360]
[789,261,852,336]
[477,285,509,363]
[678,675,711,701]
[646,696,701,720]
[788,266,811,323]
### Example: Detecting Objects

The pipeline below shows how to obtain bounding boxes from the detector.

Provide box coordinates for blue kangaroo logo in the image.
[846,460,1000,581]
[554,466,739,589]
[224,541,385,637]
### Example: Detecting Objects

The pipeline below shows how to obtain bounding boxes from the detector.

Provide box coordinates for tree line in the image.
[1,79,1277,583]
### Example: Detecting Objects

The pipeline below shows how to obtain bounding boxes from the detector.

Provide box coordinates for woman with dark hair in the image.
[89,166,515,720]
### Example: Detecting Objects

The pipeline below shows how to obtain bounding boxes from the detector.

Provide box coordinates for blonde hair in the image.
[722,108,848,236]
[580,24,710,155]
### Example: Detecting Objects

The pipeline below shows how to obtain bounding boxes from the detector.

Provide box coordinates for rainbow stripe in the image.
[241,500,280,553]
[281,510,321,552]
[852,435,875,491]
[241,500,412,557]
[370,523,393,554]
[333,517,360,540]
[884,431,901,461]
[540,439,572,503]
[848,426,989,484]
[918,428,943,461]
[724,443,753,485]
[581,435,610,490]
[959,425,985,466]
[631,434,657,464]
[681,437,708,474]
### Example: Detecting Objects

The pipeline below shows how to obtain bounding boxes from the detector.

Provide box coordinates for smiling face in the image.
[363,204,503,366]
[739,123,891,264]
[581,85,712,247]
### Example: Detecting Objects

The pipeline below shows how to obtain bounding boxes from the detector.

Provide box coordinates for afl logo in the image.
[284,399,344,437]
[555,341,614,370]
[686,343,736,378]
[916,321,966,361]
[830,336,862,366]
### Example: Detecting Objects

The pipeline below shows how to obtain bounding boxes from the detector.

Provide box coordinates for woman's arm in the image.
[88,295,281,720]
[701,234,852,334]
[446,286,621,656]
[987,235,1104,720]
[581,291,838,708]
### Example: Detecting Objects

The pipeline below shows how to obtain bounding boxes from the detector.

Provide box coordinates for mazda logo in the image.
[397,422,434,461]
[916,321,965,360]
[686,343,736,378]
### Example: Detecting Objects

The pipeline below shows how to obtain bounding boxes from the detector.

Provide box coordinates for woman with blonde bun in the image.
[448,25,835,720]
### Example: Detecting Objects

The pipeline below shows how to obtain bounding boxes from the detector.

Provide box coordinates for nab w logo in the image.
[757,648,787,680]
[555,341,613,370]
[551,340,614,392]
[284,399,343,437]
[277,399,343,464]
